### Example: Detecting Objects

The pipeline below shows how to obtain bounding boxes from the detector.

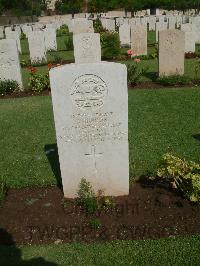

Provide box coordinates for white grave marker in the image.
[0,39,23,88]
[73,33,101,64]
[50,62,129,198]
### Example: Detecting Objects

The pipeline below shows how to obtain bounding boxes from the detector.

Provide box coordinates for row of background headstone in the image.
[0,12,196,91]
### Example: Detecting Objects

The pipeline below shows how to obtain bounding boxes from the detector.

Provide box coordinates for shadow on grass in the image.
[193,134,200,141]
[0,228,58,266]
[44,144,62,190]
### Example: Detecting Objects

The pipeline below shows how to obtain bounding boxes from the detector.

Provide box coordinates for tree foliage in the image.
[88,0,200,12]
[0,0,47,15]
[0,0,200,15]
[55,0,83,14]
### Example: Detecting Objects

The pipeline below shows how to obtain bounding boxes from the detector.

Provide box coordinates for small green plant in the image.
[20,59,31,67]
[20,32,26,39]
[127,62,148,85]
[132,54,157,60]
[103,197,115,210]
[0,80,20,96]
[101,31,120,60]
[94,18,105,33]
[57,25,69,36]
[157,153,200,203]
[157,75,191,86]
[90,219,101,230]
[64,34,74,51]
[77,178,98,214]
[28,67,50,92]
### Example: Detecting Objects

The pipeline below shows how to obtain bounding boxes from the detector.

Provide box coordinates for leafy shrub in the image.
[20,59,31,67]
[20,32,26,39]
[90,219,101,230]
[132,54,157,60]
[55,0,81,15]
[56,24,69,36]
[94,18,105,33]
[64,34,74,51]
[77,178,98,214]
[127,62,148,85]
[28,67,50,92]
[157,75,191,86]
[101,32,120,60]
[0,80,20,96]
[103,197,115,211]
[157,153,200,203]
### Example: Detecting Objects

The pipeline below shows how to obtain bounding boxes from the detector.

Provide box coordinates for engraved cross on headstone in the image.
[85,145,102,176]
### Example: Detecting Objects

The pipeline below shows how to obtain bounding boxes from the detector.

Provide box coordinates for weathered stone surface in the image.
[72,19,94,34]
[181,24,196,52]
[131,25,147,56]
[73,33,101,64]
[156,22,168,42]
[15,26,22,36]
[6,31,21,53]
[101,18,115,31]
[159,30,185,76]
[49,62,129,198]
[22,25,32,37]
[119,24,131,46]
[148,16,156,31]
[4,27,12,35]
[44,28,57,51]
[28,31,47,64]
[168,17,176,29]
[0,39,23,88]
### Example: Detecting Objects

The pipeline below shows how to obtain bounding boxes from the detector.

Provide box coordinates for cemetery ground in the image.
[1,31,200,264]
[0,88,200,263]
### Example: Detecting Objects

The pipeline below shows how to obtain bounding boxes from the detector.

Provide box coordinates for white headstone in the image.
[6,31,21,53]
[22,25,32,37]
[101,18,115,31]
[181,24,196,52]
[73,19,94,34]
[159,30,185,76]
[148,16,156,31]
[15,26,21,36]
[73,33,101,64]
[119,24,131,46]
[28,31,47,64]
[168,17,176,29]
[156,21,168,42]
[44,28,57,51]
[49,62,129,198]
[131,25,147,56]
[0,39,23,88]
[4,27,12,35]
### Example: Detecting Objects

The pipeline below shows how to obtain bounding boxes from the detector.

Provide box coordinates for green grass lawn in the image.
[1,236,200,265]
[0,88,200,188]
